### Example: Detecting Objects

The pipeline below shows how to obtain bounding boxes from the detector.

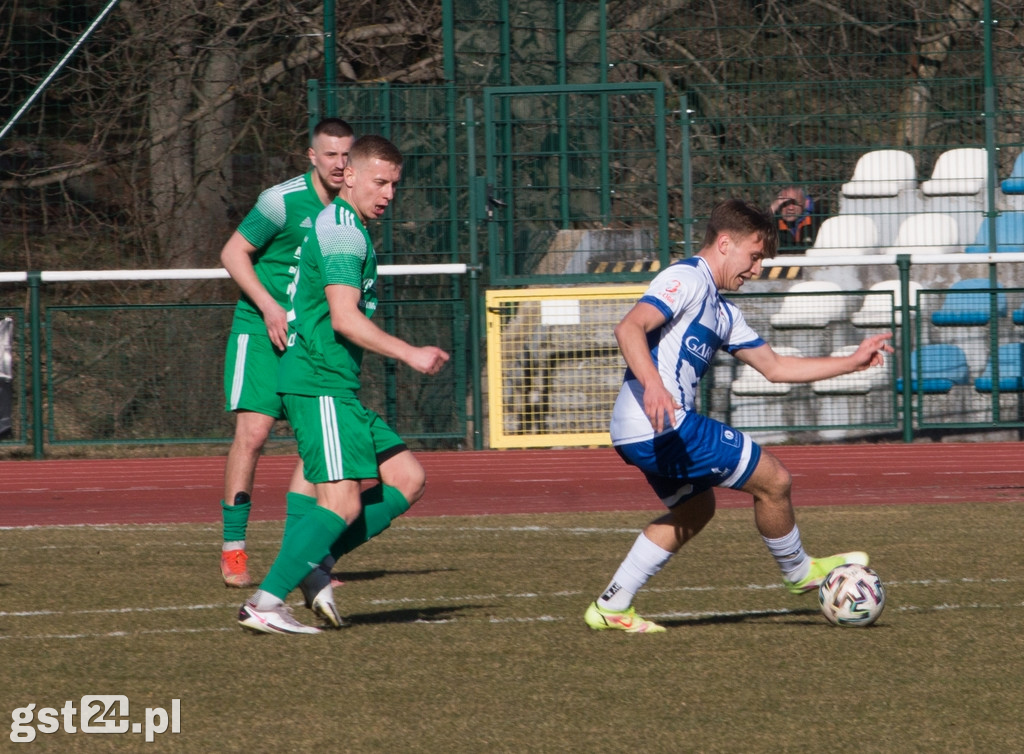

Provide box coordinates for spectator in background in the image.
[770,186,817,251]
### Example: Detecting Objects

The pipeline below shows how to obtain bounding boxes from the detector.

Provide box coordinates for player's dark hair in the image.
[312,117,354,140]
[348,134,403,168]
[702,198,779,259]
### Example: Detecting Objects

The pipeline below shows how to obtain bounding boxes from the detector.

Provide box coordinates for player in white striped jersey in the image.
[585,199,893,633]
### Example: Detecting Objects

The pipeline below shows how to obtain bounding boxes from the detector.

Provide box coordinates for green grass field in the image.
[3,503,1023,752]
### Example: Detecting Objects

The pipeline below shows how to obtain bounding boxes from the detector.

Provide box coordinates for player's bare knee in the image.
[380,451,426,505]
[400,470,427,505]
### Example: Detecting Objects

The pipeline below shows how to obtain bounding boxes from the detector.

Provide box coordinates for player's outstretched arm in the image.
[737,333,893,384]
[326,284,450,375]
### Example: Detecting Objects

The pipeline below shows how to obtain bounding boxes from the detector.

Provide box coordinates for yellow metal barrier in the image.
[485,285,645,449]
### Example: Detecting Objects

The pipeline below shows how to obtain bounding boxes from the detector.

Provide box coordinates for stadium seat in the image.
[974,343,1024,392]
[895,344,971,394]
[1014,306,1024,326]
[1001,152,1024,194]
[769,281,848,329]
[920,147,988,196]
[964,212,1024,254]
[841,150,917,197]
[930,278,1007,327]
[811,345,889,394]
[731,347,801,395]
[804,215,879,257]
[851,279,922,327]
[884,213,960,255]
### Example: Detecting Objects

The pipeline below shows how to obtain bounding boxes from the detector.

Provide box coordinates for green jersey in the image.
[229,172,325,335]
[278,197,378,396]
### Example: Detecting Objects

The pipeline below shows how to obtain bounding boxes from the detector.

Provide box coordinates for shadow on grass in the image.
[660,606,822,627]
[329,567,455,583]
[346,604,487,625]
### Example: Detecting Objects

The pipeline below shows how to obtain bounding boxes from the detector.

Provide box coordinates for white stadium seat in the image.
[851,279,922,327]
[883,213,960,255]
[841,150,917,197]
[770,281,849,329]
[920,147,988,196]
[805,215,880,257]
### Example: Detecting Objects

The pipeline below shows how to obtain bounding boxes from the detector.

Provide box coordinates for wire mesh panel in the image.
[483,84,670,285]
[360,298,467,447]
[914,285,1024,429]
[706,290,900,443]
[486,285,904,449]
[43,299,467,447]
[485,285,643,448]
[45,305,239,444]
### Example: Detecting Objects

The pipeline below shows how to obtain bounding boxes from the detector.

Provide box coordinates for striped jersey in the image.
[277,197,377,396]
[229,172,324,335]
[609,256,765,445]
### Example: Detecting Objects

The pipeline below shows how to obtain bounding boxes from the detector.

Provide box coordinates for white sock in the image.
[223,540,245,552]
[251,589,283,610]
[597,533,673,611]
[762,525,810,582]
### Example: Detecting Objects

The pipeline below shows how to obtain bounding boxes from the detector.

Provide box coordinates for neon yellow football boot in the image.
[784,552,870,595]
[584,602,666,633]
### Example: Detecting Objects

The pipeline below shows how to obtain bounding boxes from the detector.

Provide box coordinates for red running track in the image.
[0,443,1022,527]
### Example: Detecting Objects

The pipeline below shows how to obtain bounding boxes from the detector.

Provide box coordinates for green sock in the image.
[221,498,251,543]
[283,492,317,543]
[260,506,348,601]
[329,485,410,560]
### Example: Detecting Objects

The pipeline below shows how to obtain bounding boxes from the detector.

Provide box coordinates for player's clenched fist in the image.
[409,346,450,375]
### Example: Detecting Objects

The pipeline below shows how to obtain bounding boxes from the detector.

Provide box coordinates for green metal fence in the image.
[5,1,1024,454]
[0,293,467,455]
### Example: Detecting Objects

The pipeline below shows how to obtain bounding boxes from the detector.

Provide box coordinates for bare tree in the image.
[1,0,442,271]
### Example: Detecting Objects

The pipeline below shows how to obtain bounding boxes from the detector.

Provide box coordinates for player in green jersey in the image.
[238,135,450,635]
[219,118,355,588]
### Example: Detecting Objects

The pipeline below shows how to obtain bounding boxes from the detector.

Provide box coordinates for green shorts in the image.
[282,393,406,483]
[223,332,285,418]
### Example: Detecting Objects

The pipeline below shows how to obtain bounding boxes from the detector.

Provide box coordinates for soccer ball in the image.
[818,563,886,627]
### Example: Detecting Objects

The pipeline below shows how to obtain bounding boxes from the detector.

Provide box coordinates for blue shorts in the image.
[615,412,761,507]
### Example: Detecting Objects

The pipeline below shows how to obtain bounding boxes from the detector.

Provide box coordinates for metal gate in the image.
[481,83,672,286]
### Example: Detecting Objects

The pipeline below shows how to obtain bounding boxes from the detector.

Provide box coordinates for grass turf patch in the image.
[2,503,1023,752]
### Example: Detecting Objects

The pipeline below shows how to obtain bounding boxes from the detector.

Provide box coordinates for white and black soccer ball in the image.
[818,563,886,627]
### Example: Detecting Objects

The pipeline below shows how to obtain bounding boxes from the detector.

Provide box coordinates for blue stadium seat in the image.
[1014,306,1024,326]
[964,212,1024,254]
[930,278,1007,326]
[974,343,1024,392]
[895,344,971,394]
[1001,152,1024,194]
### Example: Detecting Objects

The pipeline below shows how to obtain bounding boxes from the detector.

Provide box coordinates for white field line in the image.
[2,601,1022,641]
[0,578,1020,642]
